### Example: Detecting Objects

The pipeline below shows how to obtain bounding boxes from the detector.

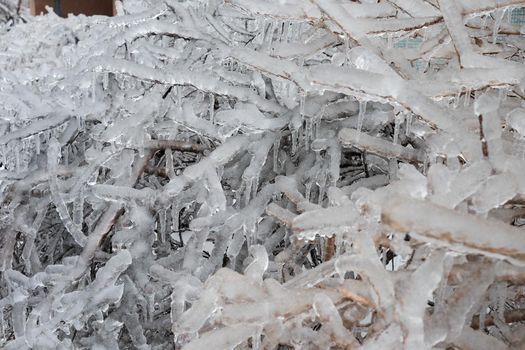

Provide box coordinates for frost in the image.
[1,0,525,349]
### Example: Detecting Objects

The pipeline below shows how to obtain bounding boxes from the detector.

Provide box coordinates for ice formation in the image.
[0,0,525,349]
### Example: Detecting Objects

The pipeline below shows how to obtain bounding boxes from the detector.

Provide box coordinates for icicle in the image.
[495,283,506,319]
[273,136,280,172]
[421,27,428,41]
[63,146,69,165]
[464,87,471,107]
[44,129,53,145]
[253,175,259,197]
[102,72,109,90]
[209,93,215,124]
[146,290,155,323]
[12,300,26,338]
[492,9,506,44]
[35,133,41,154]
[393,114,402,144]
[291,129,299,155]
[233,181,243,208]
[252,329,262,350]
[241,133,273,208]
[1,144,6,168]
[420,59,430,73]
[389,158,398,180]
[137,134,145,158]
[47,138,87,247]
[446,155,460,171]
[171,205,180,234]
[92,71,97,102]
[453,90,462,109]
[77,114,85,131]
[244,177,253,206]
[22,203,46,274]
[405,112,413,136]
[299,91,306,118]
[6,142,13,170]
[499,87,508,101]
[317,172,327,204]
[278,21,285,43]
[305,181,313,202]
[177,86,183,106]
[73,187,84,228]
[481,14,488,30]
[290,21,301,42]
[297,55,305,68]
[344,34,351,66]
[265,20,276,47]
[357,100,367,134]
[159,208,167,243]
[20,139,27,171]
[479,301,488,330]
[0,309,4,340]
[314,106,324,139]
[327,137,341,187]
[14,142,20,172]
[165,148,176,179]
[489,282,510,338]
[305,117,312,151]
[281,21,290,43]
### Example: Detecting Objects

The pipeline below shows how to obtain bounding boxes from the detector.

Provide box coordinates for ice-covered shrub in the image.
[0,0,525,348]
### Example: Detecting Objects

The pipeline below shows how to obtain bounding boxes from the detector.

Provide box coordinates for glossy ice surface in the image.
[0,0,525,349]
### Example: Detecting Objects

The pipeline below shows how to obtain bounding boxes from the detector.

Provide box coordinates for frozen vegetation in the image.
[0,0,525,348]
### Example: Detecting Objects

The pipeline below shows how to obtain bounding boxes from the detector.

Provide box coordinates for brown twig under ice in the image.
[339,128,426,164]
[382,196,525,263]
[76,151,153,274]
[144,140,209,153]
[471,309,525,330]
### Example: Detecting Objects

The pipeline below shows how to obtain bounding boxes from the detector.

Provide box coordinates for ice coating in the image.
[0,0,524,349]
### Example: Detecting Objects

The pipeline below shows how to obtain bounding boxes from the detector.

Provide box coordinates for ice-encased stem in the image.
[382,196,525,264]
[339,128,425,164]
[47,138,87,247]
